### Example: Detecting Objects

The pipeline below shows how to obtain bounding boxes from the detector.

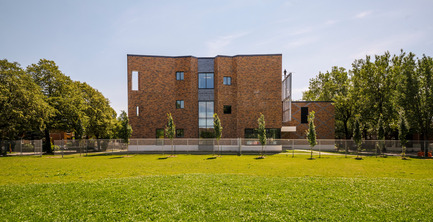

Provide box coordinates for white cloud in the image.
[206,32,249,55]
[355,10,373,19]
[284,36,318,49]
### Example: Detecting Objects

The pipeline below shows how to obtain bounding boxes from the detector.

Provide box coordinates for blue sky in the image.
[1,0,432,115]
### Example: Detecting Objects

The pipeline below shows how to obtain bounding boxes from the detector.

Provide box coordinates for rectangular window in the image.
[156,129,164,139]
[198,101,214,128]
[176,71,184,80]
[198,73,214,89]
[136,106,139,116]
[244,128,281,139]
[223,77,231,85]
[176,129,184,138]
[223,105,231,114]
[176,100,184,109]
[301,107,308,124]
[132,71,138,90]
[245,128,257,138]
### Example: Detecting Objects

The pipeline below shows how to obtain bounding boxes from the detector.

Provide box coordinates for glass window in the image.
[223,105,231,114]
[176,71,184,80]
[176,129,184,138]
[132,71,138,90]
[198,73,214,89]
[223,77,231,85]
[156,129,164,138]
[206,101,214,117]
[301,107,308,124]
[176,100,184,109]
[199,102,206,117]
[198,101,214,128]
[136,106,139,116]
[199,119,206,128]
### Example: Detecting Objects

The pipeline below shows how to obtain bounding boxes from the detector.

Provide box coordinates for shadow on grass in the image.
[158,157,168,160]
[109,156,124,159]
[307,158,315,160]
[207,157,217,160]
[254,156,265,160]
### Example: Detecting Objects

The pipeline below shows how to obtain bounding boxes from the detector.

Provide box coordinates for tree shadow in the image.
[158,157,168,160]
[207,157,217,160]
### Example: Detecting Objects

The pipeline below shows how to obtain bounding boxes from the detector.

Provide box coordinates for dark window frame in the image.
[301,107,308,124]
[223,76,232,85]
[176,129,184,138]
[198,101,214,129]
[198,73,214,89]
[176,71,184,80]
[176,100,184,109]
[223,105,232,114]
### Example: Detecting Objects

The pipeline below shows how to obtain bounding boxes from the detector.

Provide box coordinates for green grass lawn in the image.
[1,153,433,221]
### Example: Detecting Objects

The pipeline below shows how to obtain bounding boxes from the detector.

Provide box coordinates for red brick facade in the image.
[127,54,282,138]
[282,101,335,139]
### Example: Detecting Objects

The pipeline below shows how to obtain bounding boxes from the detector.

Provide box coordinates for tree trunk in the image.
[43,128,52,154]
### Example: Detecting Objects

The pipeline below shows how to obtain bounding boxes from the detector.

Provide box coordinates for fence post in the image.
[318,140,321,158]
[238,138,242,156]
[20,139,23,156]
[345,140,347,158]
[292,139,295,158]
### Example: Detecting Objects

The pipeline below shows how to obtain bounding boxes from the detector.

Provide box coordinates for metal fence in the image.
[0,140,43,156]
[1,139,432,157]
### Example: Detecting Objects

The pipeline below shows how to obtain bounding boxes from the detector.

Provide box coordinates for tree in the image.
[27,59,85,154]
[0,59,51,155]
[305,111,317,159]
[377,114,385,157]
[303,67,354,139]
[257,113,266,158]
[395,53,433,156]
[398,110,409,159]
[117,111,133,144]
[353,115,363,159]
[77,81,117,141]
[213,113,223,156]
[351,52,398,140]
[165,113,176,156]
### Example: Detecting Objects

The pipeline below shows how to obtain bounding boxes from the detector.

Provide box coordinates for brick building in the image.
[127,54,334,139]
[282,101,335,139]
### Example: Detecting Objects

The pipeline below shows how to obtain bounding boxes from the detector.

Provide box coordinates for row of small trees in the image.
[307,110,410,159]
[0,59,132,154]
[163,112,268,157]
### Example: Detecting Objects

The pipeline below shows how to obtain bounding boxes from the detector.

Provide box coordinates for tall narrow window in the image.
[176,100,184,109]
[223,77,231,85]
[301,107,308,124]
[132,71,138,90]
[136,106,139,116]
[199,101,214,128]
[176,71,184,80]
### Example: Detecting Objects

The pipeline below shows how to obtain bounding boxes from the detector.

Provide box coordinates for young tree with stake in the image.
[213,113,223,156]
[165,113,176,157]
[257,113,266,158]
[306,111,317,159]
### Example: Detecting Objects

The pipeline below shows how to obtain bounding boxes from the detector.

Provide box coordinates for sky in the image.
[1,0,433,115]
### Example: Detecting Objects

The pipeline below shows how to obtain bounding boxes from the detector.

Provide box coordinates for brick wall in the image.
[282,101,335,139]
[127,55,198,138]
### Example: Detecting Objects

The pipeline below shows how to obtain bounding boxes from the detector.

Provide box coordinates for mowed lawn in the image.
[1,153,432,221]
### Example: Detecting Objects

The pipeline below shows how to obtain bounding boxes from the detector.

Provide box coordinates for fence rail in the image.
[1,139,432,156]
